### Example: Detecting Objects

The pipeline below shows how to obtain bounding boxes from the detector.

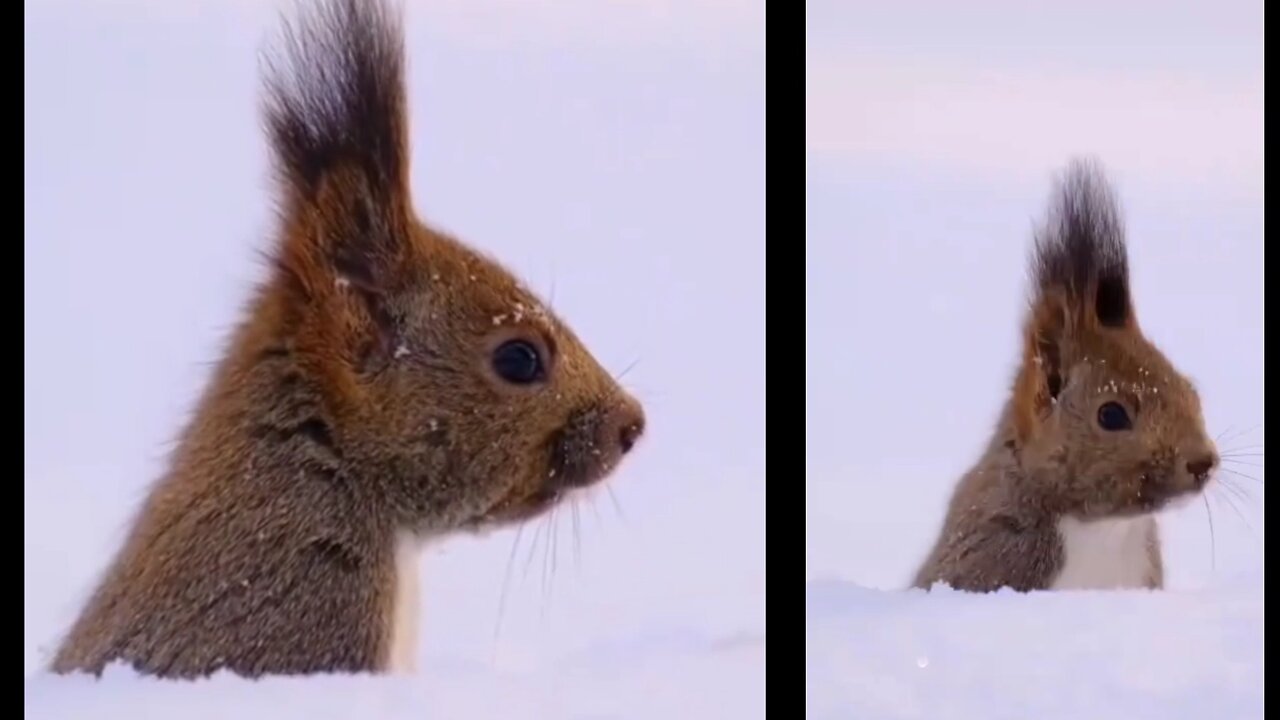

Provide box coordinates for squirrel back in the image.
[50,0,645,678]
[912,159,1217,593]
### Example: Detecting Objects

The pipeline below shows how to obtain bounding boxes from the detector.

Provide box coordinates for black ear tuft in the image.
[262,0,407,207]
[1094,275,1129,328]
[1030,158,1133,330]
[262,0,411,297]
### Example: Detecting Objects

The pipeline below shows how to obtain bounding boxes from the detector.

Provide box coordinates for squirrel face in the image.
[257,0,645,534]
[1019,324,1217,519]
[1010,160,1217,520]
[332,226,646,532]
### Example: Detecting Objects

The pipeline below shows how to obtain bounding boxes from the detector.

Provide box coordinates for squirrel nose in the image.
[608,395,645,456]
[1186,455,1217,480]
[619,419,644,454]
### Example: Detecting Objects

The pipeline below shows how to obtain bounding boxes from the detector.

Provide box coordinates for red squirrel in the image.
[913,160,1217,593]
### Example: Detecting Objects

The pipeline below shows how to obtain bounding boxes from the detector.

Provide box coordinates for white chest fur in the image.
[386,531,424,674]
[1049,515,1155,590]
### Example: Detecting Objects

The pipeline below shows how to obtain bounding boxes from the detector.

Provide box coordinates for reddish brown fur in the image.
[50,0,644,678]
[913,159,1217,593]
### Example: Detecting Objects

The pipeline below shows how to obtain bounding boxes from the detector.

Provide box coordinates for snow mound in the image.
[806,580,1263,720]
[25,630,765,720]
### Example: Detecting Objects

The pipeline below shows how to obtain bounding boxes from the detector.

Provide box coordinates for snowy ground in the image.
[806,580,1264,720]
[807,465,1265,719]
[27,637,764,720]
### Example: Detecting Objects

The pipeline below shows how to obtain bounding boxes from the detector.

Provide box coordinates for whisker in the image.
[1203,494,1216,574]
[1221,458,1265,468]
[1219,423,1264,447]
[1216,476,1254,503]
[1220,444,1266,453]
[605,483,628,523]
[523,516,546,581]
[546,264,558,311]
[615,357,641,382]
[1219,466,1265,485]
[571,498,582,573]
[547,508,558,602]
[551,505,561,588]
[588,490,603,526]
[1210,488,1260,542]
[1221,458,1265,469]
[492,522,527,662]
[1221,450,1266,460]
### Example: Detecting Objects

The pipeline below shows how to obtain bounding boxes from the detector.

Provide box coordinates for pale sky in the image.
[808,0,1263,195]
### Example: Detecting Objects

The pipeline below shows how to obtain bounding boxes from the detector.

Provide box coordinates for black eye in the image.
[1097,402,1132,431]
[491,339,545,385]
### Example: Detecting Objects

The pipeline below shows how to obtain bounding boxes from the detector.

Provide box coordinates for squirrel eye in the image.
[491,339,545,385]
[1096,401,1132,431]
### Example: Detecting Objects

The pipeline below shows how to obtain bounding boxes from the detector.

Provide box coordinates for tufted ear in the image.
[263,0,413,302]
[1011,158,1140,440]
[1012,289,1076,440]
[260,0,419,372]
[1030,158,1138,333]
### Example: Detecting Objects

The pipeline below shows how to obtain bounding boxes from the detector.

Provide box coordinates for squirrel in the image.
[912,159,1218,593]
[49,0,645,679]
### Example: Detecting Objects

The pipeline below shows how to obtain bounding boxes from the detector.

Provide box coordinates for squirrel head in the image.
[257,0,644,533]
[1009,159,1216,519]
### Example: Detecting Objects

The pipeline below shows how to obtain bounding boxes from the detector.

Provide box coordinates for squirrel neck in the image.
[966,400,1057,524]
[127,300,368,535]
[51,287,413,677]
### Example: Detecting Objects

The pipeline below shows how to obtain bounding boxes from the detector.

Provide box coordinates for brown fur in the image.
[913,159,1217,593]
[50,0,644,678]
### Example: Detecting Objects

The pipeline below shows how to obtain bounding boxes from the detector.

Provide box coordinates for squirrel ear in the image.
[1012,291,1072,439]
[263,0,413,292]
[301,173,411,296]
[1031,158,1136,333]
[1032,294,1068,401]
[1092,273,1136,332]
[261,0,414,368]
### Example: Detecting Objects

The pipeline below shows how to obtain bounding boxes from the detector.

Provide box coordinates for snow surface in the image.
[26,633,765,720]
[806,580,1264,720]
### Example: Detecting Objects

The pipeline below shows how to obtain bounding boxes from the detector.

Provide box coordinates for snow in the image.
[806,580,1264,720]
[26,635,765,719]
